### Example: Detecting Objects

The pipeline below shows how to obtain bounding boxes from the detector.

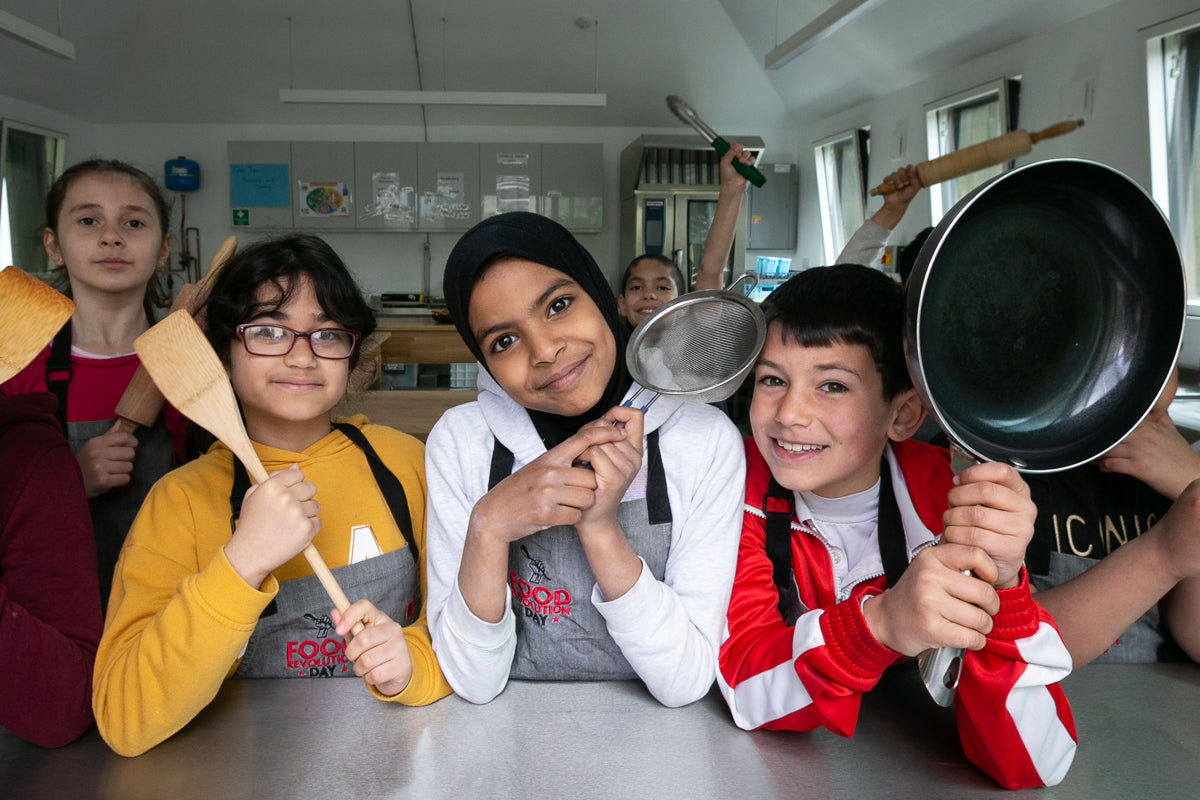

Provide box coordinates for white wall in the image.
[87,122,791,299]
[4,0,1196,316]
[788,0,1200,268]
[0,94,96,161]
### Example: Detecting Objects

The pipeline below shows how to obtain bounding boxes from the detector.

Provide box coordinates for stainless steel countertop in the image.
[2,663,1197,798]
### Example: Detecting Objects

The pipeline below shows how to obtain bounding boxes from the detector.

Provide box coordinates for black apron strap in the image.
[645,430,672,526]
[876,455,908,589]
[763,475,803,626]
[764,455,907,627]
[229,457,252,535]
[488,440,516,491]
[228,424,418,565]
[489,433,673,526]
[45,321,72,431]
[332,422,417,564]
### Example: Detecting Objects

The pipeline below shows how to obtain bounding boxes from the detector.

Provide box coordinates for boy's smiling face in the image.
[750,324,917,498]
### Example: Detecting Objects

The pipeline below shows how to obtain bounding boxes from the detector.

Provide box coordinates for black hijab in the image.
[443,212,632,449]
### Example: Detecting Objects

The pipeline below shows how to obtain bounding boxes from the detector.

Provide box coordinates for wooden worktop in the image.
[374,313,474,364]
[335,313,478,440]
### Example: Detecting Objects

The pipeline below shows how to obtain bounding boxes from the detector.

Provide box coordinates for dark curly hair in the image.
[203,235,376,370]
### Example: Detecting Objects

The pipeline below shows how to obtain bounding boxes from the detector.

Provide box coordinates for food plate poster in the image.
[298,181,351,218]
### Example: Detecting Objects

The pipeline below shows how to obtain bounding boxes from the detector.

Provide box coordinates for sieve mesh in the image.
[627,294,764,404]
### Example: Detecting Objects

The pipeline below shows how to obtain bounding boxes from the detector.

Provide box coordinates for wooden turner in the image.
[134,310,360,627]
[115,236,239,433]
[0,267,75,383]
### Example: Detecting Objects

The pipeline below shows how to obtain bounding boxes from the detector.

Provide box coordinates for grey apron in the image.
[232,548,418,679]
[1031,554,1179,663]
[45,325,175,607]
[229,423,421,679]
[489,431,673,680]
[65,418,173,608]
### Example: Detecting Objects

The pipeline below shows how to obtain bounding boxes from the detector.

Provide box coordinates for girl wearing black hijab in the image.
[424,212,744,707]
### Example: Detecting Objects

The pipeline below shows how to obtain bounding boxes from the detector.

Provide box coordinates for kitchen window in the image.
[1146,10,1200,309]
[924,78,1019,221]
[0,120,66,277]
[813,129,868,263]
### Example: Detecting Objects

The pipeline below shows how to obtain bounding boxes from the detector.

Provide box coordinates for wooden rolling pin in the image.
[114,236,238,433]
[869,119,1085,196]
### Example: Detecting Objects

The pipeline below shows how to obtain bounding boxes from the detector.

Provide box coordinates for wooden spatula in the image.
[134,310,359,625]
[0,267,74,383]
[115,236,239,433]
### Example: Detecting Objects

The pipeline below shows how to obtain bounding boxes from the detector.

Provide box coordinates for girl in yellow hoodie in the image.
[93,235,450,756]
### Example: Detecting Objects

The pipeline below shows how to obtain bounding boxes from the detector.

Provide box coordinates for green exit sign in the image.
[232,209,250,226]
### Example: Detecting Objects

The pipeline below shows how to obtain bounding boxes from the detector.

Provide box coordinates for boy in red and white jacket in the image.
[717,265,1076,790]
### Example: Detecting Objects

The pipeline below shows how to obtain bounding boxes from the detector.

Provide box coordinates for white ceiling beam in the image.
[280,90,607,107]
[765,0,887,70]
[0,9,74,60]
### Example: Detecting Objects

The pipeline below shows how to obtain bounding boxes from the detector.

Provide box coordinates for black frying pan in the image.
[906,158,1185,473]
[904,158,1185,706]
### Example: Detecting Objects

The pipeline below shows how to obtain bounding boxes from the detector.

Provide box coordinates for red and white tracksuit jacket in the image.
[718,439,1077,789]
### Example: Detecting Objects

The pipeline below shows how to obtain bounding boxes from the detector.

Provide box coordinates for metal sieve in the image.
[625,279,766,410]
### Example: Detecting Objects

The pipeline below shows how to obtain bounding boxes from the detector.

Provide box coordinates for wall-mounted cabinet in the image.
[542,143,603,233]
[227,140,292,229]
[292,141,356,231]
[747,163,798,251]
[229,140,602,234]
[354,142,418,231]
[480,143,541,217]
[416,143,481,231]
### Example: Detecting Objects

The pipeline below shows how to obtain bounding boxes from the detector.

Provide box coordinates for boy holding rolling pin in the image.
[715,264,1077,790]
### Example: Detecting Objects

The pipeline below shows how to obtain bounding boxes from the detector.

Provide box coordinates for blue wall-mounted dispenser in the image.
[164,156,200,192]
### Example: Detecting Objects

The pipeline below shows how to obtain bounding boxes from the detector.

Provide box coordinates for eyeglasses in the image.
[235,323,360,360]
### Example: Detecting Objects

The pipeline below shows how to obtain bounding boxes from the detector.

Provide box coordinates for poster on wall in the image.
[297,180,351,218]
[421,172,470,222]
[359,172,415,225]
[230,163,289,207]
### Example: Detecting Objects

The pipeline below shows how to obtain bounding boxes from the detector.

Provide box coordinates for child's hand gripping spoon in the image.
[134,310,364,634]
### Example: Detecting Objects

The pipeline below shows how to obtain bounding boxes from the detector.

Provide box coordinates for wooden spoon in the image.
[0,267,74,383]
[134,310,360,628]
[115,236,239,433]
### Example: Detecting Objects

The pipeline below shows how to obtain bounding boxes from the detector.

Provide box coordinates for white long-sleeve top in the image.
[425,370,744,706]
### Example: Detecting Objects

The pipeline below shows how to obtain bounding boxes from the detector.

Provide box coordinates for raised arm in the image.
[835,165,921,266]
[694,141,755,292]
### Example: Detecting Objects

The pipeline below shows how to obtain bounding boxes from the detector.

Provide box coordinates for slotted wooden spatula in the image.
[134,310,359,625]
[0,267,74,383]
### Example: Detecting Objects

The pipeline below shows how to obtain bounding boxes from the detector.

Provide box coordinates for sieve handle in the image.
[623,385,660,413]
[725,273,757,296]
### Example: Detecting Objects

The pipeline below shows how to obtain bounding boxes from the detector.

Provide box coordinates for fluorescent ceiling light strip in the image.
[0,9,75,60]
[765,0,886,70]
[280,89,607,107]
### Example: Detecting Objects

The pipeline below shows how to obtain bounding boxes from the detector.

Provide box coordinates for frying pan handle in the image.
[920,438,977,705]
[711,136,767,187]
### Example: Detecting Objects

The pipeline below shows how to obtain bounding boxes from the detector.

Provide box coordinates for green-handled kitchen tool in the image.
[666,95,766,187]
